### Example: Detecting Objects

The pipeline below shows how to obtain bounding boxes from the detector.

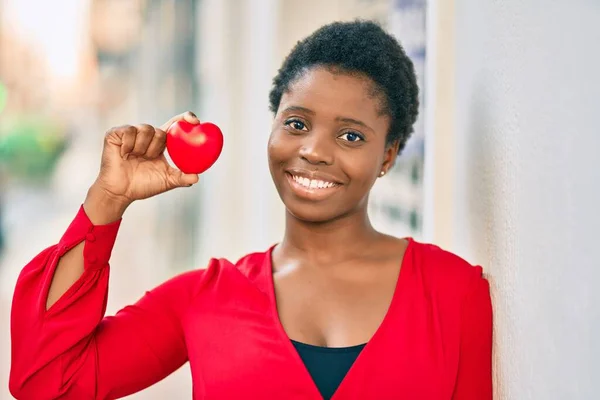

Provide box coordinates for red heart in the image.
[166,120,223,174]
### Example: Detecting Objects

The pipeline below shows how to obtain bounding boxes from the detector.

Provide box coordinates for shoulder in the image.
[407,239,489,303]
[166,247,274,297]
[147,248,272,307]
[233,247,273,281]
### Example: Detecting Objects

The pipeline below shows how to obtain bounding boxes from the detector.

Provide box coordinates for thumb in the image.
[168,169,199,188]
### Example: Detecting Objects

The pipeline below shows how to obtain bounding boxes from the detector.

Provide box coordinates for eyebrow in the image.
[335,116,370,130]
[282,106,372,130]
[281,105,315,115]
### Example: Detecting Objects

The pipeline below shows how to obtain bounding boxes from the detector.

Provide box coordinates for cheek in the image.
[266,132,279,163]
[267,130,293,165]
[344,154,381,189]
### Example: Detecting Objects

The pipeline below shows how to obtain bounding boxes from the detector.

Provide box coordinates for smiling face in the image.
[268,66,398,223]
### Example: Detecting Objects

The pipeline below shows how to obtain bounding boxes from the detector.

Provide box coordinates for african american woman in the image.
[10,21,493,400]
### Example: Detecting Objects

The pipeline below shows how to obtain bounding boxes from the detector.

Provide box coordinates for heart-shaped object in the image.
[166,120,223,174]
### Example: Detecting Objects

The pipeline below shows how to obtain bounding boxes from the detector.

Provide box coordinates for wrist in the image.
[84,184,131,225]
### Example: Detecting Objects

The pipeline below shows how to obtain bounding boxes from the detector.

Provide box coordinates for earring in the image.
[379,170,386,177]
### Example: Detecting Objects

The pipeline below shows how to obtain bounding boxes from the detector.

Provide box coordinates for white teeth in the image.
[292,175,336,189]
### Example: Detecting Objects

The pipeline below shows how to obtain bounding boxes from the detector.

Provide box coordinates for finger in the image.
[167,168,199,188]
[119,126,137,159]
[131,124,155,156]
[145,128,167,159]
[182,111,200,124]
[160,111,200,131]
[179,173,200,186]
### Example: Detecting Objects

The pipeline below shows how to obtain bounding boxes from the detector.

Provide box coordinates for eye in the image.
[339,131,365,143]
[284,119,308,131]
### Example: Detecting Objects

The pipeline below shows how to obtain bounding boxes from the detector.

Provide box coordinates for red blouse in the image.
[10,206,493,399]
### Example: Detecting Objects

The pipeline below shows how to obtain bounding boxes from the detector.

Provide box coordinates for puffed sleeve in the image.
[10,205,203,399]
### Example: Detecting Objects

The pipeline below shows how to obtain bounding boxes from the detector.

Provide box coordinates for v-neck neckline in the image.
[264,238,414,400]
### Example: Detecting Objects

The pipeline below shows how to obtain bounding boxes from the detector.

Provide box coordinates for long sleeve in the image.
[9,206,200,400]
[451,270,493,399]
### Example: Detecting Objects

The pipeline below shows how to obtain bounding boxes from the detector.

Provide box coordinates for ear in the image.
[380,140,400,176]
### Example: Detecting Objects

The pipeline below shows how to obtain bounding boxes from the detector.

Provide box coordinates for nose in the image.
[299,131,334,166]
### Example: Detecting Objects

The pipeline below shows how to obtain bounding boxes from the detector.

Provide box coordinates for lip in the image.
[285,168,344,184]
[284,171,342,201]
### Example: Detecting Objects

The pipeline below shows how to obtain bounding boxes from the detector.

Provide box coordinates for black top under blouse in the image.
[291,340,366,400]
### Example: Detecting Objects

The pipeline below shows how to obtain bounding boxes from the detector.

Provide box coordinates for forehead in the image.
[280,67,387,122]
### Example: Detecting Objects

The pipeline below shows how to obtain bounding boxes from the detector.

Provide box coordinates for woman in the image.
[9,21,492,399]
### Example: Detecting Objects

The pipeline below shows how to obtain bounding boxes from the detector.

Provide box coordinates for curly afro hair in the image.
[269,20,419,153]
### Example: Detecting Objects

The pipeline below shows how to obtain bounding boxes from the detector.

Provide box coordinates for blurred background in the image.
[0,0,598,399]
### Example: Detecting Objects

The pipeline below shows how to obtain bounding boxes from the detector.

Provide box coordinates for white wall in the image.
[450,1,600,398]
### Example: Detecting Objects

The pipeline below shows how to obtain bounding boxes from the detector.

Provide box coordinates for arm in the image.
[46,184,128,310]
[452,272,493,400]
[11,113,202,399]
[47,112,202,312]
[9,206,202,400]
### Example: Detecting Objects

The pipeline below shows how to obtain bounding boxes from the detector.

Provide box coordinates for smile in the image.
[285,172,342,201]
[291,175,337,189]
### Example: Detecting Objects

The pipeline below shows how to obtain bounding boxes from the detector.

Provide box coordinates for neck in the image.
[279,207,380,265]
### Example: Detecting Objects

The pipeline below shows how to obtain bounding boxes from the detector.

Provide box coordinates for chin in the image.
[286,205,336,224]
[283,198,355,224]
